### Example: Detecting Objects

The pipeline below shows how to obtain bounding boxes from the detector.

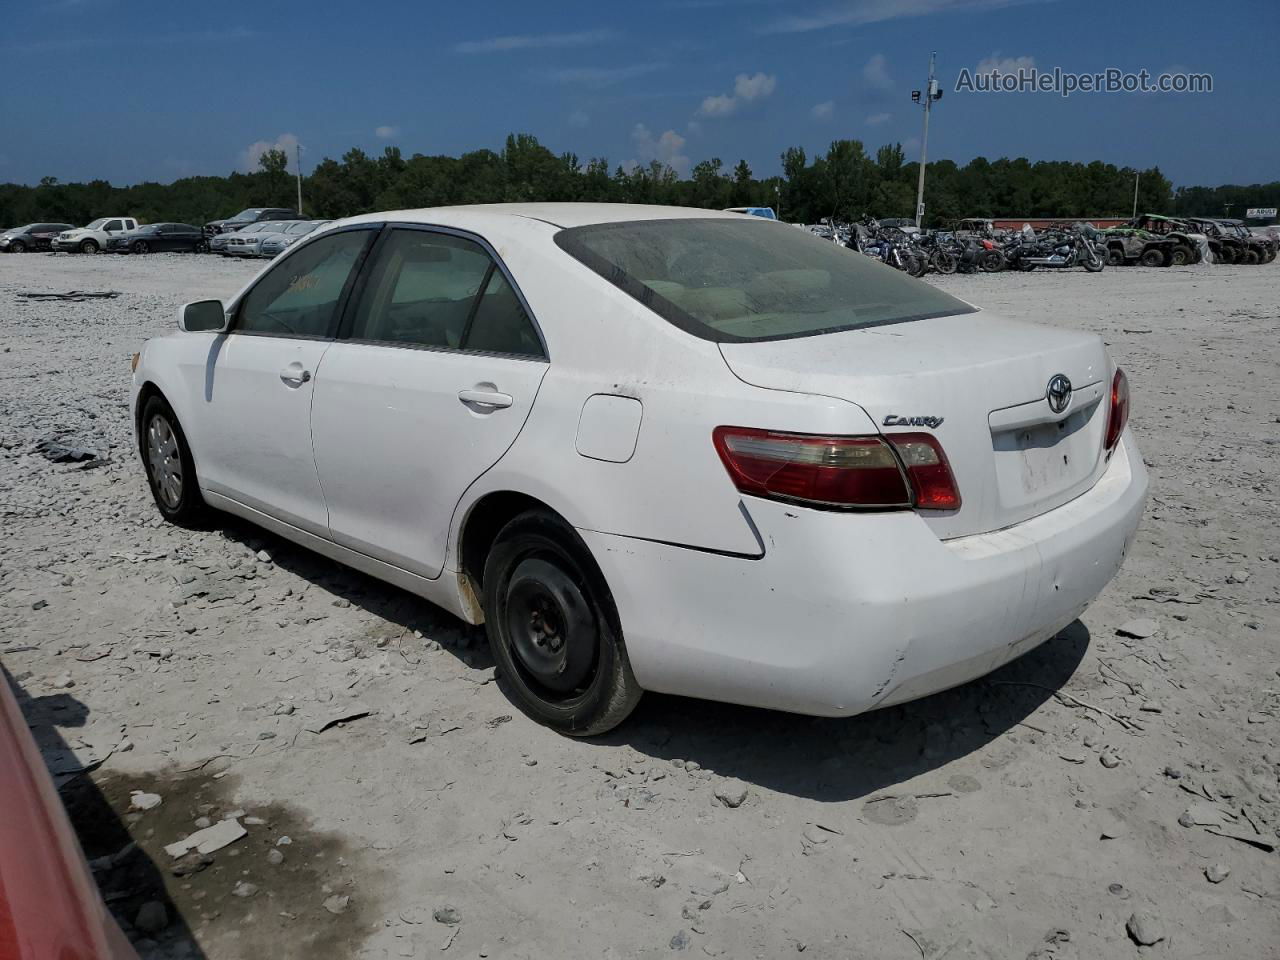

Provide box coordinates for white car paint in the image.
[132,203,1147,719]
[53,217,139,252]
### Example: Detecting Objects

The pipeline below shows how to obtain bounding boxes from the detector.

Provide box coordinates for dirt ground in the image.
[1,250,1277,960]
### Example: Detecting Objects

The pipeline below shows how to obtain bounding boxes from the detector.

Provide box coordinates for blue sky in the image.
[1,0,1274,188]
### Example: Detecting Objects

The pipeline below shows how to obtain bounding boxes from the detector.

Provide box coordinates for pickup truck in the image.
[52,217,140,254]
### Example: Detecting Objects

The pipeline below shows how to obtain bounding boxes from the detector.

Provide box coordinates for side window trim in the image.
[336,222,549,362]
[228,225,380,341]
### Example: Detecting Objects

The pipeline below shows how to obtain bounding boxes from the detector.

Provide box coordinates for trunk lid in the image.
[718,310,1112,539]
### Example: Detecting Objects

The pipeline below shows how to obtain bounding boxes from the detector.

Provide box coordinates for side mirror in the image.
[179,299,228,333]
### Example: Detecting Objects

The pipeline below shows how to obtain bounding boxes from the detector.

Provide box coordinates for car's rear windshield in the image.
[554,218,975,343]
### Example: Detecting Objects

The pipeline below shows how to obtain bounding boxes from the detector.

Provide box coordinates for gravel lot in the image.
[1,251,1277,959]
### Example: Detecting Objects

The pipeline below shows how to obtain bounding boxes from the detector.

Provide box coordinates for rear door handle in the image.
[458,389,512,409]
[280,363,312,387]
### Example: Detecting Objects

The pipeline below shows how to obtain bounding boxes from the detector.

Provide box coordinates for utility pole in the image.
[912,53,942,229]
[295,142,304,216]
[1132,172,1140,218]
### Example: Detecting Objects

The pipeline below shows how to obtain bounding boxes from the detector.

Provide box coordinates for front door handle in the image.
[280,363,312,387]
[458,388,513,409]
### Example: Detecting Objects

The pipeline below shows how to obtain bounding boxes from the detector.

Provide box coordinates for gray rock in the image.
[322,894,350,915]
[267,848,285,865]
[1226,569,1249,584]
[1116,618,1158,639]
[433,905,461,925]
[670,929,690,950]
[130,791,163,812]
[134,901,168,935]
[713,780,749,808]
[256,549,272,563]
[1205,863,1230,883]
[274,702,295,716]
[1126,912,1165,946]
[193,816,212,830]
[231,881,258,898]
[50,673,74,689]
[1099,752,1120,769]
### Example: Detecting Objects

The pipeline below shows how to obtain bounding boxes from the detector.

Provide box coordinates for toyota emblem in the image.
[1046,374,1072,414]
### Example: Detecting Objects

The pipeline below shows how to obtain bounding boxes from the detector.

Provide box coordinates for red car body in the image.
[0,678,138,960]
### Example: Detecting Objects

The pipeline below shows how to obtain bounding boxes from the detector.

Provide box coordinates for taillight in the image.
[1104,368,1129,451]
[712,427,960,511]
[886,432,962,509]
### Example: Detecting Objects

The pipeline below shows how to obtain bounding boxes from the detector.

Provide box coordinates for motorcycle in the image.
[1004,227,1104,273]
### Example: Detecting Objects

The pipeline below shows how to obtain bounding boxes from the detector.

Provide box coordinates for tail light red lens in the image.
[1104,367,1129,451]
[713,427,960,511]
[885,432,962,509]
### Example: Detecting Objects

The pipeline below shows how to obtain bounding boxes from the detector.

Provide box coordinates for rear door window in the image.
[346,229,544,357]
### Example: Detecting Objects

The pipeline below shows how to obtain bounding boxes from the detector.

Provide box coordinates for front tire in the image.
[1139,248,1167,268]
[133,240,150,254]
[482,511,642,736]
[1169,244,1193,266]
[139,396,208,527]
[9,239,26,253]
[79,239,99,254]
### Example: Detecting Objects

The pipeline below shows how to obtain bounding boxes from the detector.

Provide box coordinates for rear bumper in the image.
[583,431,1147,717]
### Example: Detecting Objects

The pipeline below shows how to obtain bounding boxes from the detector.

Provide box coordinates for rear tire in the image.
[482,510,642,736]
[139,395,208,527]
[1139,248,1167,268]
[978,251,1004,272]
[1244,249,1261,265]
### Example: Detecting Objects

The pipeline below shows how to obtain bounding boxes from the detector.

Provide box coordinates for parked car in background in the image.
[257,219,331,258]
[52,217,139,253]
[203,207,303,239]
[0,222,75,252]
[132,203,1145,736]
[723,207,778,220]
[223,221,294,257]
[106,222,207,254]
[0,676,140,960]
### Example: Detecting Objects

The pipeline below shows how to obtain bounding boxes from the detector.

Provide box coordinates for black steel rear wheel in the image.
[483,510,642,736]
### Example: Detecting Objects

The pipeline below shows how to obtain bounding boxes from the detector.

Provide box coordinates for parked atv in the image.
[1184,217,1244,264]
[1217,219,1274,264]
[1097,226,1176,267]
[1127,215,1203,265]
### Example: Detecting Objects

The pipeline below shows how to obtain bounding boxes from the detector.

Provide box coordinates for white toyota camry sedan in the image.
[131,203,1147,735]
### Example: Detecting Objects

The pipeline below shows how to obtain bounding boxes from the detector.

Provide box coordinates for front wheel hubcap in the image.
[146,415,183,508]
[505,558,596,694]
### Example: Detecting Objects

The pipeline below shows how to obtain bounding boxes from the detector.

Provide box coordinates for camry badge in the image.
[1046,374,1072,414]
[883,414,945,429]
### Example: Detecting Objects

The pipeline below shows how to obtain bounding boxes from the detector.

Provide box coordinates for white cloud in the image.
[863,54,891,89]
[631,123,690,176]
[374,125,399,139]
[811,100,835,119]
[866,112,891,125]
[976,52,1035,74]
[734,71,777,100]
[763,0,1055,33]
[698,71,777,117]
[455,28,615,54]
[568,109,590,127]
[699,93,738,117]
[240,133,298,173]
[541,62,667,85]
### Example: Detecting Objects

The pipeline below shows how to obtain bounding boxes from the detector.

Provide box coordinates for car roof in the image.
[337,202,745,231]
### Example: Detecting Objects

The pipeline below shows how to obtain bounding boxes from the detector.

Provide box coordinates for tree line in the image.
[1,133,1275,229]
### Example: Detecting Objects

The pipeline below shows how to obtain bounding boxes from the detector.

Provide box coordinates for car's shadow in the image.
[4,666,207,958]
[610,621,1090,802]
[211,515,1087,803]
[213,516,493,667]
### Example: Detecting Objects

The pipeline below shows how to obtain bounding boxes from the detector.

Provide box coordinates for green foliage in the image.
[0,132,1258,230]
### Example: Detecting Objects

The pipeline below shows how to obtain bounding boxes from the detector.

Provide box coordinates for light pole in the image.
[912,52,942,228]
[295,142,304,216]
